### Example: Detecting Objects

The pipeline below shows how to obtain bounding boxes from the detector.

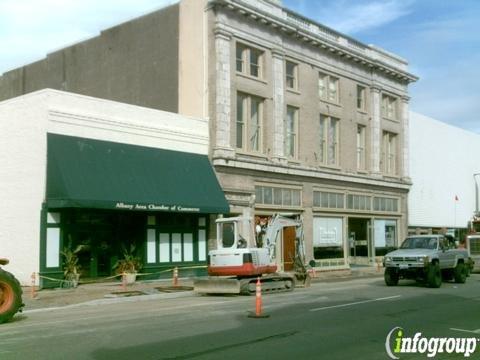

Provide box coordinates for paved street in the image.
[1,275,479,360]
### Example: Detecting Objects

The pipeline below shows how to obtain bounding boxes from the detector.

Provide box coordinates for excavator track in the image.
[239,273,295,295]
[194,273,295,295]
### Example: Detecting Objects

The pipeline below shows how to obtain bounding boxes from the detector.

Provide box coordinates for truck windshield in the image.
[400,237,438,250]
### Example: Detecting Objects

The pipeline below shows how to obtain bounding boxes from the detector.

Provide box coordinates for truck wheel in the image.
[0,268,23,324]
[453,262,467,284]
[426,263,442,288]
[384,268,399,286]
[465,261,472,277]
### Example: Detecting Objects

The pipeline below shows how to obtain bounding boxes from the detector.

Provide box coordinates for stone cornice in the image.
[214,25,233,40]
[271,47,284,59]
[210,0,418,84]
[212,157,411,191]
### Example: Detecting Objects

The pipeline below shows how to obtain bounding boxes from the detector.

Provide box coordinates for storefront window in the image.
[46,212,61,268]
[198,229,207,261]
[46,228,60,268]
[313,191,344,209]
[183,233,193,262]
[172,233,182,262]
[255,185,302,207]
[159,233,170,263]
[374,219,397,256]
[147,229,156,263]
[313,217,344,264]
[373,197,399,212]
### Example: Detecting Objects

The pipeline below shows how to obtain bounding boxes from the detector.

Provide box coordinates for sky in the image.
[0,0,478,134]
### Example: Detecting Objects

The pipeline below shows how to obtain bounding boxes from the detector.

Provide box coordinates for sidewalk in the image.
[21,267,384,312]
[22,277,196,311]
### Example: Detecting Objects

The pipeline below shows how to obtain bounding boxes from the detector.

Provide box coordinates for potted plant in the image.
[61,244,86,288]
[112,244,142,284]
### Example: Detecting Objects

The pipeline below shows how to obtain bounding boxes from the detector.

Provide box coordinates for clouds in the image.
[285,0,413,34]
[320,0,413,34]
[0,0,176,73]
[284,0,479,134]
[0,0,478,134]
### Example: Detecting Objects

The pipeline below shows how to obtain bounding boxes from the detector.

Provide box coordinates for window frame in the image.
[313,191,345,209]
[318,72,339,103]
[356,124,366,171]
[381,94,397,120]
[285,105,299,159]
[255,184,303,208]
[235,42,264,79]
[373,196,400,213]
[236,92,264,154]
[356,85,366,111]
[381,131,398,175]
[346,193,372,211]
[319,114,340,166]
[285,60,299,91]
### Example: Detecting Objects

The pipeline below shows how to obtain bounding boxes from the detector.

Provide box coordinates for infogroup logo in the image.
[385,327,479,359]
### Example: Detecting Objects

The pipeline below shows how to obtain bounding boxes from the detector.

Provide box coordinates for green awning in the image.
[46,133,229,214]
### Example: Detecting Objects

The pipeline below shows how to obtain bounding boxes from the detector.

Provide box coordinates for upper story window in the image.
[357,125,366,171]
[357,85,366,111]
[347,194,371,211]
[381,94,397,120]
[318,72,339,103]
[373,197,399,212]
[313,191,344,209]
[236,93,263,153]
[382,131,397,175]
[236,43,263,79]
[286,61,298,90]
[285,106,298,158]
[319,115,339,166]
[255,185,302,207]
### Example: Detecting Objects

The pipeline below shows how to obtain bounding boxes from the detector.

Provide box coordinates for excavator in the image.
[0,258,23,324]
[194,212,309,295]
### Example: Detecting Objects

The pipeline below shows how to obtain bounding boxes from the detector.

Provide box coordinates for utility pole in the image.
[474,173,480,216]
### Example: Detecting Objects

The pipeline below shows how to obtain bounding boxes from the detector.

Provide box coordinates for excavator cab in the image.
[216,217,252,250]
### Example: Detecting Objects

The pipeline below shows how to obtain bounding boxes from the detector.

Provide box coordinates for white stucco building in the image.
[0,89,228,285]
[409,111,480,233]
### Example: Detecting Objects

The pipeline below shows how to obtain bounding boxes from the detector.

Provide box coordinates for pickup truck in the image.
[383,234,469,288]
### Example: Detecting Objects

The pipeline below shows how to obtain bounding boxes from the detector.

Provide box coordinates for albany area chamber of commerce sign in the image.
[115,202,200,213]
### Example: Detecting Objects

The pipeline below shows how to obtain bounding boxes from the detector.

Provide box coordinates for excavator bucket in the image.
[193,277,241,294]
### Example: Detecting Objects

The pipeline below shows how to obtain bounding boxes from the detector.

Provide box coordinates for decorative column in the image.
[271,48,287,164]
[370,86,382,176]
[401,95,411,182]
[212,27,235,159]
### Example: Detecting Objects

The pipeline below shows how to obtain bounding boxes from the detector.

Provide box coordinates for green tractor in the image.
[0,258,23,324]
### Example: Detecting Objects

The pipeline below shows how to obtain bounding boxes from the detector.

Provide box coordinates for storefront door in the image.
[63,211,145,279]
[282,227,296,271]
[348,218,373,266]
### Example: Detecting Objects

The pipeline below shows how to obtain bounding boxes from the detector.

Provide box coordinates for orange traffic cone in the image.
[248,277,269,318]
